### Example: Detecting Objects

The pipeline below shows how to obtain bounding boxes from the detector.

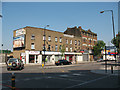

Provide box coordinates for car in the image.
[55,59,72,66]
[97,59,104,62]
[7,58,24,70]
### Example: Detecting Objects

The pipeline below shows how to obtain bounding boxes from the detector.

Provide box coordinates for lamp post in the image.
[100,10,116,62]
[43,25,49,66]
[0,15,2,63]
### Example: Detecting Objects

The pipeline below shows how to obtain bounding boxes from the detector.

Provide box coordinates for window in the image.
[75,40,77,45]
[31,43,35,49]
[66,39,68,44]
[70,47,72,52]
[83,39,86,42]
[31,34,35,40]
[43,35,46,40]
[43,44,46,51]
[78,40,80,46]
[48,36,51,41]
[60,37,62,43]
[59,45,62,51]
[66,47,68,51]
[55,45,58,51]
[70,40,72,44]
[90,40,91,43]
[55,37,57,42]
[48,45,51,51]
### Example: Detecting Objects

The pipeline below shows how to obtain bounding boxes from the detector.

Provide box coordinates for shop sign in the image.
[29,51,40,54]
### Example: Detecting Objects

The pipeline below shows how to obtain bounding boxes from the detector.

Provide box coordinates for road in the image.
[1,62,120,89]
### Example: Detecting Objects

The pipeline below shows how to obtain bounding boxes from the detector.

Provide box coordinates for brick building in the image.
[13,26,97,64]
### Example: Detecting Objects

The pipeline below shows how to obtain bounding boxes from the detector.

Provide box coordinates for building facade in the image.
[13,26,97,64]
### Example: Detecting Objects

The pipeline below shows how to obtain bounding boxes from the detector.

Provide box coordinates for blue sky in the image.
[2,2,118,51]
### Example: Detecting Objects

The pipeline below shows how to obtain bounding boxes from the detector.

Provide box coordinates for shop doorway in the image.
[29,55,35,63]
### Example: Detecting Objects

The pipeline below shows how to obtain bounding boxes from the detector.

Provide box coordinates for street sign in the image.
[106,46,116,49]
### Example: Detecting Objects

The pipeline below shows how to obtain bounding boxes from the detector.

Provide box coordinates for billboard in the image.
[13,35,25,48]
[16,29,26,36]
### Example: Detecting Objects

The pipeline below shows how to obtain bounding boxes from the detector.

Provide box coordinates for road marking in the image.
[23,78,31,81]
[72,73,83,76]
[47,76,52,79]
[63,75,110,89]
[59,75,68,77]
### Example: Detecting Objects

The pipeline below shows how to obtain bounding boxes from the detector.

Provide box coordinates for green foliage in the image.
[93,40,106,57]
[60,45,65,57]
[111,34,120,48]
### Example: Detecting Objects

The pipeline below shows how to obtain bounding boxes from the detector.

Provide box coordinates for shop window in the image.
[31,34,35,40]
[29,55,35,63]
[31,43,35,49]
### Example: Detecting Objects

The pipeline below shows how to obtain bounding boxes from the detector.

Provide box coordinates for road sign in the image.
[106,46,116,49]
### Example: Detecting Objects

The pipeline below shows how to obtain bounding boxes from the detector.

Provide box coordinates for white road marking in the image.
[59,75,68,77]
[72,73,83,76]
[64,75,110,89]
[23,78,31,81]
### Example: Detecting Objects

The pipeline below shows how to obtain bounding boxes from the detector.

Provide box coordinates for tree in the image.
[93,40,106,59]
[59,45,65,58]
[111,33,120,49]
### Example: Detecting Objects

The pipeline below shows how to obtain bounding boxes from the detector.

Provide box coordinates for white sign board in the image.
[29,51,40,54]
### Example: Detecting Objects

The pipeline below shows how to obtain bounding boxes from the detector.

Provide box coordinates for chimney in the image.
[78,26,82,29]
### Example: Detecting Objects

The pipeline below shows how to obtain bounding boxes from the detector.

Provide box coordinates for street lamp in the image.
[0,15,2,63]
[100,10,116,62]
[43,25,49,66]
[100,10,115,39]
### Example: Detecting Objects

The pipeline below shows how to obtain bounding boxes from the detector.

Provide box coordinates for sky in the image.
[1,2,119,51]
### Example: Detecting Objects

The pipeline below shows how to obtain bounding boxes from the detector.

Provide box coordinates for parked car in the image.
[7,58,24,70]
[55,59,72,66]
[97,59,104,62]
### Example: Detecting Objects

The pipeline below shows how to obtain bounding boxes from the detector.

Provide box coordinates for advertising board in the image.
[13,35,25,48]
[16,29,26,36]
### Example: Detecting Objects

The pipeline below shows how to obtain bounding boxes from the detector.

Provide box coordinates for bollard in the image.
[42,63,44,68]
[111,65,113,74]
[11,72,15,90]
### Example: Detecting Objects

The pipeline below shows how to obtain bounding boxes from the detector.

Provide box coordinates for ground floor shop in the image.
[14,50,90,64]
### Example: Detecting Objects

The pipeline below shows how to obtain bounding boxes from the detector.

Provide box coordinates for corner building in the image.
[13,26,97,64]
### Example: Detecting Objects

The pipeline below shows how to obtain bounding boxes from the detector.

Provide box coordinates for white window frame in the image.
[60,37,62,43]
[55,45,58,51]
[66,39,68,44]
[70,47,72,52]
[31,34,35,40]
[70,40,72,44]
[75,40,77,45]
[48,36,51,41]
[31,43,35,49]
[66,47,68,51]
[43,35,46,40]
[55,37,57,42]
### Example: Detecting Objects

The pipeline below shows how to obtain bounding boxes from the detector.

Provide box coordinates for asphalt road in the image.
[1,62,120,89]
